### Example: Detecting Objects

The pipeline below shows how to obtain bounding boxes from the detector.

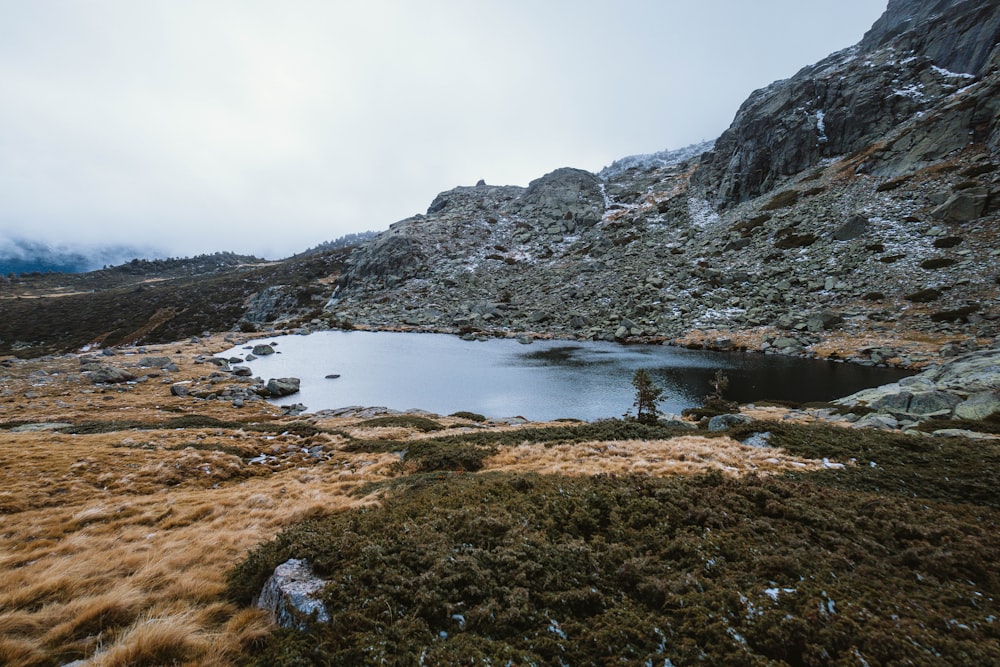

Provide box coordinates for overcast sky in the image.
[0,1,888,260]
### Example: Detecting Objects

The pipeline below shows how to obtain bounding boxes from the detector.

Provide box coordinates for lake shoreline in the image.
[255,319,972,372]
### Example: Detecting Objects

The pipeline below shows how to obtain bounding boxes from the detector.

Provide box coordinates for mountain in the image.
[325,0,1000,369]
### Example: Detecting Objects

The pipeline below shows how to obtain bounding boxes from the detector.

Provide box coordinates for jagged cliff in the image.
[693,0,1000,207]
[326,0,1000,368]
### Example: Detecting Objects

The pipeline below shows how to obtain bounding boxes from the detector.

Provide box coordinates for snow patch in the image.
[931,65,975,79]
[687,197,720,229]
[815,110,828,144]
[600,141,714,179]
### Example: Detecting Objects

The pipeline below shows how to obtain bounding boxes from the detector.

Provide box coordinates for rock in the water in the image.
[252,344,276,356]
[708,413,752,431]
[266,377,301,397]
[256,558,330,628]
[232,366,254,377]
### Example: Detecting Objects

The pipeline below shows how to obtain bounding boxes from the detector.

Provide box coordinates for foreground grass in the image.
[229,423,1000,666]
[2,341,998,665]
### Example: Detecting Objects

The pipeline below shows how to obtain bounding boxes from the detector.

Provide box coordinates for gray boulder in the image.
[906,391,962,417]
[930,187,990,222]
[256,559,329,629]
[852,413,900,430]
[85,366,137,384]
[923,349,1000,392]
[520,167,606,230]
[266,377,301,397]
[954,391,1000,420]
[170,383,190,397]
[832,214,869,241]
[252,344,276,356]
[708,413,752,431]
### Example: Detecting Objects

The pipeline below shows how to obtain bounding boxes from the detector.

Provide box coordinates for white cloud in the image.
[0,0,888,259]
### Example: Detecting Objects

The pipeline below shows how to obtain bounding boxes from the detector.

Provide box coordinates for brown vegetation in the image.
[0,334,839,665]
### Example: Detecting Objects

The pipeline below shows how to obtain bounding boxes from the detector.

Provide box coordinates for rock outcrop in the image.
[692,0,1000,208]
[836,348,1000,427]
[320,0,999,368]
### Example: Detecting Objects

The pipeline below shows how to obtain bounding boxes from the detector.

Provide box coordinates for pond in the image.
[219,331,911,422]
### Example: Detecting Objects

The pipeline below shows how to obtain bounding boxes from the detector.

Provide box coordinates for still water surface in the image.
[220,331,910,422]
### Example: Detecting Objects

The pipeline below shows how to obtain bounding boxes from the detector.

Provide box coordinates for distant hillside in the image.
[0,238,158,276]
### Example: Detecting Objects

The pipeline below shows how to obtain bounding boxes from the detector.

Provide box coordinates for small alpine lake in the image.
[220,331,911,422]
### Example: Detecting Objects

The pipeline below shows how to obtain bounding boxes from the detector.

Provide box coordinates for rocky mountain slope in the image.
[325,0,1000,369]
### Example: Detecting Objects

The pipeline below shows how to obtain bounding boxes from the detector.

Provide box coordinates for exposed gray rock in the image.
[138,356,173,368]
[741,431,772,448]
[10,422,72,432]
[832,214,869,241]
[708,413,752,431]
[852,413,900,430]
[520,167,605,230]
[84,366,137,384]
[907,390,963,416]
[256,558,329,629]
[232,366,254,377]
[931,187,990,222]
[266,377,301,397]
[922,349,1000,392]
[242,285,300,324]
[954,391,1000,420]
[252,344,275,356]
[170,383,190,397]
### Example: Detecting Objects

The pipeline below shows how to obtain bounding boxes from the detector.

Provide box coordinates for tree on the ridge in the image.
[630,369,663,425]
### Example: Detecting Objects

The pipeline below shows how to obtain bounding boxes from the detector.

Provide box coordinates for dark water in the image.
[220,331,911,422]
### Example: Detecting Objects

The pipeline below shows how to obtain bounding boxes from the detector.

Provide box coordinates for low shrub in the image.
[449,411,487,422]
[229,465,1000,665]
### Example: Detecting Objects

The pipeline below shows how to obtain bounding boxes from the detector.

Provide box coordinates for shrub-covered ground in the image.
[231,423,1000,666]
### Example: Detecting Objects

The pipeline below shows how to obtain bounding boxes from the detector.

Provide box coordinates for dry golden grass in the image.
[0,334,836,665]
[482,435,824,476]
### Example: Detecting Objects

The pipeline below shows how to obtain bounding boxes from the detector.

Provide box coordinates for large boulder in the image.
[256,559,329,629]
[954,391,1000,420]
[84,365,137,384]
[266,377,301,397]
[519,167,606,231]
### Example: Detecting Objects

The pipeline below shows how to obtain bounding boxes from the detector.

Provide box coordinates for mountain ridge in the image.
[322,0,1000,369]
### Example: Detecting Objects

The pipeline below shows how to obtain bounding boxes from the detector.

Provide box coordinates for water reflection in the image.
[220,331,910,422]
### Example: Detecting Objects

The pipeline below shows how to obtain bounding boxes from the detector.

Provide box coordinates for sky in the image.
[0,1,888,260]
